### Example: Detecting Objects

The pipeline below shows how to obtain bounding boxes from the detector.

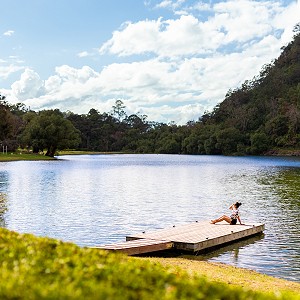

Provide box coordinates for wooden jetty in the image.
[95,238,173,256]
[94,221,264,255]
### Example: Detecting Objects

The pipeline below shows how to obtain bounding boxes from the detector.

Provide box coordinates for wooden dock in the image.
[94,221,264,255]
[95,238,173,255]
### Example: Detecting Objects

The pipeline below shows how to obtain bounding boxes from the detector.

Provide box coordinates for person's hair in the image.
[234,202,242,208]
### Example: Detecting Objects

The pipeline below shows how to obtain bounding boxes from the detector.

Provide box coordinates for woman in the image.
[210,202,243,225]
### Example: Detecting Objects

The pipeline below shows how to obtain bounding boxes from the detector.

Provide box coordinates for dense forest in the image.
[1,28,300,157]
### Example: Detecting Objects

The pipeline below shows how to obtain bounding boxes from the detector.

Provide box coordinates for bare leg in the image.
[210,215,231,224]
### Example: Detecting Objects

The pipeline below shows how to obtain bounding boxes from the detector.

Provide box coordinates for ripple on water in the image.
[0,155,299,282]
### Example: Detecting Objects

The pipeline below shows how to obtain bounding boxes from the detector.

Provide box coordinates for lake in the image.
[0,154,299,282]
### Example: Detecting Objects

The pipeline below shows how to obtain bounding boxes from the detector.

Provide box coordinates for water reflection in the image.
[180,233,265,262]
[0,155,299,282]
[207,166,300,282]
[0,171,9,227]
[0,193,8,227]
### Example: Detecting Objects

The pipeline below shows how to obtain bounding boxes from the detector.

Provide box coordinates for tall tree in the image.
[21,109,81,157]
[111,99,127,122]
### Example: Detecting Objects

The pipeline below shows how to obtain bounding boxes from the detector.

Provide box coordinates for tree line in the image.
[1,29,300,157]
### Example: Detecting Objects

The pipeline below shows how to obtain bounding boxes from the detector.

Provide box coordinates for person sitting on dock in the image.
[210,202,243,225]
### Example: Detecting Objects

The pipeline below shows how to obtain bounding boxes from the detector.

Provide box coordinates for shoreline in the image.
[1,149,300,162]
[0,153,56,162]
[139,256,300,296]
[264,149,300,156]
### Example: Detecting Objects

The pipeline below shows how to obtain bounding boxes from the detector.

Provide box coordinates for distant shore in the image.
[0,153,55,162]
[58,149,300,157]
[1,148,300,162]
[264,149,300,156]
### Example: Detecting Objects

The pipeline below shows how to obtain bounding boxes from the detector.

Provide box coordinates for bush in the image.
[250,132,270,154]
[0,228,297,299]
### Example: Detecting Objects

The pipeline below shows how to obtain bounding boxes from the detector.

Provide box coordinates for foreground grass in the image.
[142,257,300,297]
[0,228,299,299]
[0,153,55,162]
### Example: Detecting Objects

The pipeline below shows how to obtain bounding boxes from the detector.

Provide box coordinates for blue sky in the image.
[1,0,299,124]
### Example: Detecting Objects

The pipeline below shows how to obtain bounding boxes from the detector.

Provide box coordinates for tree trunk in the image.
[45,146,57,157]
[32,146,39,154]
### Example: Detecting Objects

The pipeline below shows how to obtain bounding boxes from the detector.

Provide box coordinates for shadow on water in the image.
[186,233,265,261]
[138,233,265,260]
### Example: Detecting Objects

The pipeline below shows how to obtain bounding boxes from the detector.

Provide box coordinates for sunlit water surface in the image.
[0,154,299,282]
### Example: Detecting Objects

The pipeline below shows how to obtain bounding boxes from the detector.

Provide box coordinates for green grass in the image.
[144,257,300,297]
[0,153,55,162]
[0,228,299,300]
[57,150,125,155]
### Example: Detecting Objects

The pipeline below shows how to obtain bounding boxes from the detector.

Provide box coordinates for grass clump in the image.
[0,153,55,162]
[0,228,298,300]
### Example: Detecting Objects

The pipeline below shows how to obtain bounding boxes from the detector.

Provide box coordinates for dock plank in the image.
[93,238,173,255]
[127,221,264,252]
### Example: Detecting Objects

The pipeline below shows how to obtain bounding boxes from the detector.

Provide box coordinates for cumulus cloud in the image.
[14,39,278,124]
[99,15,223,57]
[99,0,294,59]
[11,69,44,100]
[5,0,300,124]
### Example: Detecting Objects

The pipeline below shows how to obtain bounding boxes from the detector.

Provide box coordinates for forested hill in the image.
[189,27,300,154]
[191,29,300,155]
[1,30,300,156]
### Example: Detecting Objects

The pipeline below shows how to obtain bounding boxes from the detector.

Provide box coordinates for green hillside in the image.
[183,29,300,155]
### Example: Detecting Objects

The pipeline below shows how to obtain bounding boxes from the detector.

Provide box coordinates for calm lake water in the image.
[0,154,299,282]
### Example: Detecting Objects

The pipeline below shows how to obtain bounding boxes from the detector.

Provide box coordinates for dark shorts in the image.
[230,218,237,225]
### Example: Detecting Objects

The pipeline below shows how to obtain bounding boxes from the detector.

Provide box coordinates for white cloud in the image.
[77,51,90,58]
[192,2,211,12]
[4,0,299,124]
[11,38,277,123]
[100,15,225,57]
[155,0,186,10]
[273,0,300,44]
[0,56,24,80]
[99,19,163,56]
[99,1,295,59]
[0,64,23,80]
[156,0,173,8]
[55,65,98,83]
[142,102,205,124]
[11,69,44,101]
[3,30,14,36]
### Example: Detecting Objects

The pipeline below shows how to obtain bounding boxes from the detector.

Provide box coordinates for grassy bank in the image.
[142,257,300,297]
[0,228,299,299]
[57,150,125,155]
[58,149,300,157]
[0,153,55,162]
